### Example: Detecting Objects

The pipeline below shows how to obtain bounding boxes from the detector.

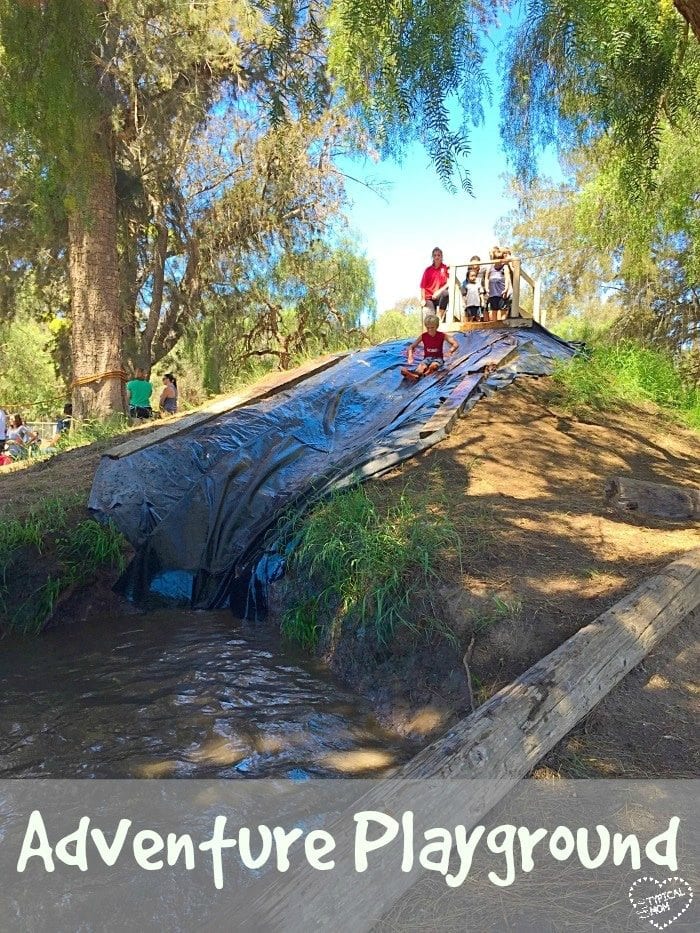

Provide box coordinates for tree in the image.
[499,134,700,359]
[0,0,125,418]
[1,0,509,418]
[674,0,700,42]
[179,239,373,394]
[504,1,700,188]
[496,167,619,324]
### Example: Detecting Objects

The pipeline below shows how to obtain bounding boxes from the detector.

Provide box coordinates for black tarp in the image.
[89,324,575,610]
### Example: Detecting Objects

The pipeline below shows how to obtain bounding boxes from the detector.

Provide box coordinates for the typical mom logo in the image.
[629,876,693,930]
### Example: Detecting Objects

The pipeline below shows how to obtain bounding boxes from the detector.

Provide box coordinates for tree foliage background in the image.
[500,0,700,374]
[0,0,510,416]
[1,0,699,418]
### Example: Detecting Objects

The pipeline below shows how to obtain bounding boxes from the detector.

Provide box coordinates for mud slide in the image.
[89,325,575,610]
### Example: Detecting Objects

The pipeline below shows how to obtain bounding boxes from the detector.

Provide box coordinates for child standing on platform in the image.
[461,266,483,322]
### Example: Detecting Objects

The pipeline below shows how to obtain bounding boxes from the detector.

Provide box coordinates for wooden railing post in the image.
[449,270,460,327]
[533,278,541,324]
[510,258,521,318]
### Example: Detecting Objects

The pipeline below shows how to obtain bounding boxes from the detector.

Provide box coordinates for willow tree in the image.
[0,0,506,417]
[504,0,700,187]
[502,1,700,352]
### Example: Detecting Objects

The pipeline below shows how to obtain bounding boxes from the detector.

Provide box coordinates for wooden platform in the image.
[445,317,533,333]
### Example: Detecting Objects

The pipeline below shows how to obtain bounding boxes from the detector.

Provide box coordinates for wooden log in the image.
[457,318,533,332]
[105,352,348,460]
[605,475,700,522]
[245,548,700,932]
[403,546,700,778]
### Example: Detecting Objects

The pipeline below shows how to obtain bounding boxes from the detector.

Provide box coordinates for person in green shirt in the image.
[126,368,153,419]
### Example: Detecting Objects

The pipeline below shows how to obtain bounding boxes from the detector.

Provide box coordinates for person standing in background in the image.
[126,368,153,419]
[159,373,178,415]
[420,247,451,321]
[461,267,482,322]
[0,406,7,453]
[484,247,512,321]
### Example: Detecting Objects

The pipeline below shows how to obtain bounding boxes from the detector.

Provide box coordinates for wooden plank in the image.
[456,318,533,332]
[419,373,483,438]
[419,342,518,438]
[246,548,700,932]
[605,475,700,522]
[105,352,349,459]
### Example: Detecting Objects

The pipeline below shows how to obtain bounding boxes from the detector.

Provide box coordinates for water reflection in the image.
[0,610,411,778]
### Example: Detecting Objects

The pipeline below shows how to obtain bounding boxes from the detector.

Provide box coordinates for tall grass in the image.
[551,340,700,429]
[56,415,131,452]
[0,495,127,635]
[278,485,461,651]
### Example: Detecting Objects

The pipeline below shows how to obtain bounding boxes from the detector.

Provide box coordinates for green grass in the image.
[471,595,523,635]
[0,495,127,636]
[55,414,130,452]
[57,520,127,579]
[278,484,461,651]
[551,340,700,429]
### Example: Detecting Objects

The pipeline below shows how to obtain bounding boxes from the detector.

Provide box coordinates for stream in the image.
[0,609,412,779]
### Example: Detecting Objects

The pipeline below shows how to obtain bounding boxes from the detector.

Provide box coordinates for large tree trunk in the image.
[67,130,126,419]
[674,1,700,41]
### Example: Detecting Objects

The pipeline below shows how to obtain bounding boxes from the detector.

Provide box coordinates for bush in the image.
[277,484,461,650]
[0,496,127,635]
[552,340,700,428]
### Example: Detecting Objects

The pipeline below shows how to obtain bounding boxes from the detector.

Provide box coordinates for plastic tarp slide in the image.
[89,324,575,610]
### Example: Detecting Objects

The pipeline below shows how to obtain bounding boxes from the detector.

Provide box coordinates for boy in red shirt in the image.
[401,314,459,380]
[420,247,451,320]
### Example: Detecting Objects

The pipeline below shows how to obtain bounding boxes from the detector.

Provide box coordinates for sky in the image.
[339,12,561,314]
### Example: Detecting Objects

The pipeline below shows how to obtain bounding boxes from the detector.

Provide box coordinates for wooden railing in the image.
[448,257,543,326]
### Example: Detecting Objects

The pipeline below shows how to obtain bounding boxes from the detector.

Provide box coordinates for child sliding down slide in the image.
[401,314,459,381]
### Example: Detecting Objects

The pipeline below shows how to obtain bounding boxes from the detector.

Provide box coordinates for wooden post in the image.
[510,258,521,318]
[244,548,700,932]
[449,269,461,327]
[533,278,541,324]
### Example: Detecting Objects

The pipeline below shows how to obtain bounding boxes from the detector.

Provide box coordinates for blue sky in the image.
[340,9,561,313]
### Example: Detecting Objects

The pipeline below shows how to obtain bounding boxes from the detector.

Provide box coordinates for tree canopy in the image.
[504,0,700,188]
[0,0,512,416]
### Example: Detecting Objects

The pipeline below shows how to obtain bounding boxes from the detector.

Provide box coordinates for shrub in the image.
[278,484,461,650]
[552,340,700,428]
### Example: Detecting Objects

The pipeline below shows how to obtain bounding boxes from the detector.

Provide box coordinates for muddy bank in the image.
[270,380,700,763]
[2,375,697,779]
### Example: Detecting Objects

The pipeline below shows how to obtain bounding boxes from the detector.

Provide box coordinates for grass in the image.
[54,415,131,453]
[277,484,462,651]
[0,494,127,636]
[550,340,700,429]
[471,594,523,635]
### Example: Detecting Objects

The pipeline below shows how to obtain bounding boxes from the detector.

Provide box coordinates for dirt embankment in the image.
[289,379,699,773]
[2,377,698,775]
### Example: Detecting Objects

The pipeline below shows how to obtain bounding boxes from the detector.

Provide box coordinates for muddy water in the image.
[0,610,411,778]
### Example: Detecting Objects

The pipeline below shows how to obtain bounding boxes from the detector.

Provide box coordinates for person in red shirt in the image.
[401,314,459,380]
[420,247,451,321]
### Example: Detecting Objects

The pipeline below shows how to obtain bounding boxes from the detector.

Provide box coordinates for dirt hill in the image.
[1,376,697,777]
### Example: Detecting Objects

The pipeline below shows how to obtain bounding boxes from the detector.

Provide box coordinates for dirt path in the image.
[375,378,699,773]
